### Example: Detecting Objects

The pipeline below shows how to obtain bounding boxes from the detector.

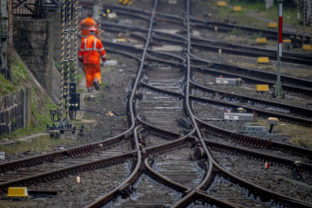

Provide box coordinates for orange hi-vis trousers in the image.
[83,63,101,88]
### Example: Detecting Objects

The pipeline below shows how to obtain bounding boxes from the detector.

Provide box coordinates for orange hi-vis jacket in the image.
[78,35,106,64]
[80,17,99,37]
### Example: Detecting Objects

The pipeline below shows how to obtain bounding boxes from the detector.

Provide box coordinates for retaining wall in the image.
[0,87,31,136]
[14,16,61,105]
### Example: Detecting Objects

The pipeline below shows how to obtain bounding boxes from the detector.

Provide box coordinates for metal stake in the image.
[275,0,284,98]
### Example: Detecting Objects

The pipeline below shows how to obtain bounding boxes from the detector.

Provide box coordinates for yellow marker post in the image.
[268,22,277,28]
[122,0,129,5]
[256,85,269,92]
[302,44,312,51]
[233,6,242,11]
[256,37,267,44]
[7,187,28,197]
[217,1,227,7]
[257,57,269,64]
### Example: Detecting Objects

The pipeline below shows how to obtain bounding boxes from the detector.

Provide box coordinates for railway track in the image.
[1,0,312,207]
[103,4,312,65]
[100,24,312,95]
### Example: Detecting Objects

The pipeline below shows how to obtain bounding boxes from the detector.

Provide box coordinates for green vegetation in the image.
[0,135,77,154]
[0,52,57,140]
[256,119,312,148]
[213,0,298,28]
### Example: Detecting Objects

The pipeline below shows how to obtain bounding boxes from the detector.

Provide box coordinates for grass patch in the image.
[0,52,58,141]
[256,119,312,148]
[212,0,298,28]
[0,74,17,96]
[0,135,77,154]
[0,55,31,96]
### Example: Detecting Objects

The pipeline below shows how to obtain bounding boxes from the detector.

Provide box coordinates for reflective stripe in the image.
[84,38,87,49]
[94,38,97,50]
[101,54,106,58]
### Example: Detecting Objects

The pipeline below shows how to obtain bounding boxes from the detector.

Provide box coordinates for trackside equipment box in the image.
[243,126,267,134]
[256,84,269,92]
[216,78,242,86]
[7,187,28,197]
[224,113,254,121]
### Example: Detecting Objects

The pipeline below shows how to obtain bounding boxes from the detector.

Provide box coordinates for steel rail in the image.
[191,55,312,90]
[103,37,312,95]
[191,38,312,66]
[192,36,312,61]
[137,118,312,172]
[210,159,312,208]
[101,23,312,92]
[141,79,312,129]
[0,131,132,173]
[144,158,239,208]
[102,4,310,41]
[190,92,312,126]
[204,140,312,172]
[84,1,159,207]
[189,16,310,42]
[84,126,143,208]
[191,56,312,95]
[0,151,137,192]
[102,20,312,65]
[185,3,312,207]
[196,117,312,158]
[190,80,312,118]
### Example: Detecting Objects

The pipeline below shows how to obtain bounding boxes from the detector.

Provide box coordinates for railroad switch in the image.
[268,117,279,133]
[46,109,84,139]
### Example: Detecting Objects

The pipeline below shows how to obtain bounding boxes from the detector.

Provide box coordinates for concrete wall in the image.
[0,87,31,136]
[14,16,61,105]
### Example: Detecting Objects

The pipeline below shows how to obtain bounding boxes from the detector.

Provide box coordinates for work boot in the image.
[87,87,94,93]
[93,79,100,91]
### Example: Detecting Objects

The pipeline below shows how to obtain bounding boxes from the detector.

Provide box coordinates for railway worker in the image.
[79,13,99,38]
[78,26,106,92]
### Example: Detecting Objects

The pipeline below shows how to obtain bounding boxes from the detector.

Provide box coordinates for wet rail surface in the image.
[1,0,312,208]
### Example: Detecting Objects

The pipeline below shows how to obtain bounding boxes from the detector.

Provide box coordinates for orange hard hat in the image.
[89,26,96,31]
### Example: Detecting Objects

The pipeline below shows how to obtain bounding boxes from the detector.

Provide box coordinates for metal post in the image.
[0,0,8,79]
[65,0,71,119]
[275,0,283,98]
[61,0,66,117]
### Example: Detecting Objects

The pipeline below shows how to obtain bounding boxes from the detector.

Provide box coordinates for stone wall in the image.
[0,87,31,136]
[14,16,61,105]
